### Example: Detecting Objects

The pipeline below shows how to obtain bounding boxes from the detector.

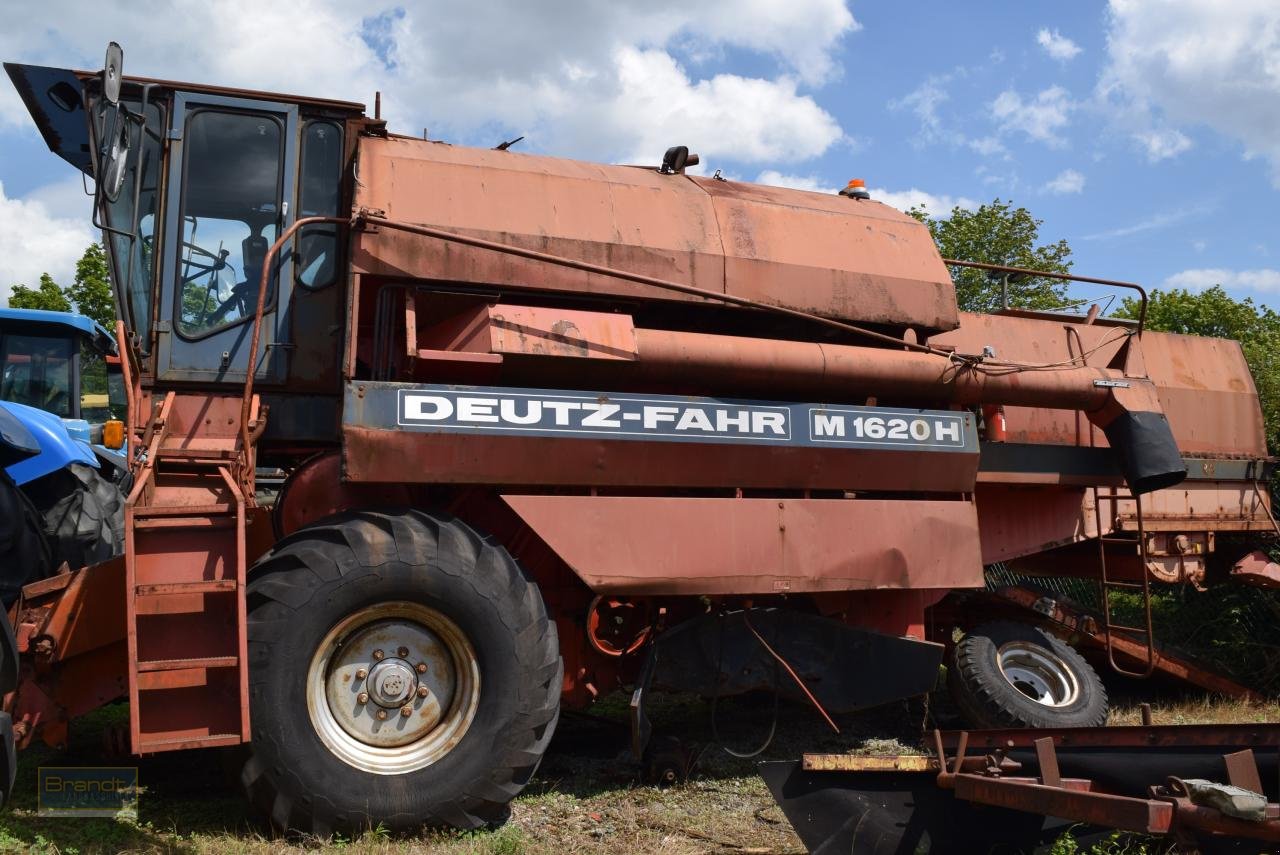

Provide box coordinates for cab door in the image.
[156,93,298,383]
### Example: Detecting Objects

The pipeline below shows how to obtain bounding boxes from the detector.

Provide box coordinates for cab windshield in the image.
[0,332,74,418]
[97,95,164,352]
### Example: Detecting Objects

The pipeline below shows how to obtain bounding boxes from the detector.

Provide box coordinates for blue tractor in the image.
[0,308,127,601]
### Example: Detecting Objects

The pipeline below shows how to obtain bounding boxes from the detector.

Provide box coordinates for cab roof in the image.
[3,61,366,175]
[0,308,117,355]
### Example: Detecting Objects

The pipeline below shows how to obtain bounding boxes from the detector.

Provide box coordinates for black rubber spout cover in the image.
[1101,410,1186,494]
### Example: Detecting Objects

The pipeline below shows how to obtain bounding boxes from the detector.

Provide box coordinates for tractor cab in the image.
[4,50,358,416]
[0,308,125,454]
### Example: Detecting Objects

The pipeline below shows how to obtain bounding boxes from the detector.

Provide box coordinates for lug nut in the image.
[355,668,367,680]
[417,686,429,698]
[356,692,369,704]
[400,705,412,717]
[416,662,428,673]
[372,649,384,660]
[376,709,388,720]
[397,646,409,658]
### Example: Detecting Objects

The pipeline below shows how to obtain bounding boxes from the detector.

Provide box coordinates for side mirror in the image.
[99,110,132,203]
[103,42,123,105]
[96,42,131,204]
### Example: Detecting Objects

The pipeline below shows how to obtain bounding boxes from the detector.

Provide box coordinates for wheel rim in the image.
[995,641,1079,707]
[307,602,481,775]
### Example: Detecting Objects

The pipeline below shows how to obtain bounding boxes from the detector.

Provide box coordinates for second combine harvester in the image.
[0,43,1272,833]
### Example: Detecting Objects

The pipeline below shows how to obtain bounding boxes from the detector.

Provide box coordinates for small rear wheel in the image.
[949,621,1107,729]
[241,509,561,836]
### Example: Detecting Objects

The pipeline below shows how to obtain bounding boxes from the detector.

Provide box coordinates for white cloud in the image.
[869,188,978,218]
[755,171,834,193]
[1037,28,1082,61]
[1043,168,1085,194]
[968,136,1007,157]
[0,179,96,304]
[1163,268,1280,292]
[753,171,977,218]
[602,49,843,165]
[1134,128,1192,162]
[1103,0,1280,185]
[891,75,952,144]
[991,86,1074,145]
[0,0,856,167]
[1081,202,1214,240]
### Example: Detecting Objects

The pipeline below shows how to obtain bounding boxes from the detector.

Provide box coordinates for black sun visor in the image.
[3,62,93,174]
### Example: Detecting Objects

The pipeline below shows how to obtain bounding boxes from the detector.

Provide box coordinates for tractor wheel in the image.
[949,621,1107,730]
[21,462,123,573]
[0,471,53,604]
[241,509,561,836]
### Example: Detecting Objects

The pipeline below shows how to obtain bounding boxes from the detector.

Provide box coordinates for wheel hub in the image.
[996,641,1080,708]
[368,660,416,707]
[307,602,481,774]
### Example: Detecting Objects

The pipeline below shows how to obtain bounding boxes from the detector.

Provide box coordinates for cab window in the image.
[78,349,122,422]
[103,98,163,350]
[0,333,74,417]
[296,120,343,289]
[175,110,284,338]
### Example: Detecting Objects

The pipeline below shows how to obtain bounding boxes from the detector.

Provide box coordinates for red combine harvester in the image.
[2,44,1275,843]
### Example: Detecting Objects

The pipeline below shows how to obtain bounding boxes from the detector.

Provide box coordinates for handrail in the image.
[942,259,1148,334]
[240,216,348,454]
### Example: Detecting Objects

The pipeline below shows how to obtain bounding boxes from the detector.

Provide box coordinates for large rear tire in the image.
[24,462,124,571]
[241,509,561,836]
[0,471,52,604]
[949,621,1107,730]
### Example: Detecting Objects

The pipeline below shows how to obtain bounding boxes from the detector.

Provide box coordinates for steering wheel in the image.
[180,241,237,327]
[204,279,255,327]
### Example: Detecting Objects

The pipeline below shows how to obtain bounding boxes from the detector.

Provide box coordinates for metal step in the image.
[136,655,238,673]
[136,580,237,596]
[136,733,243,754]
[125,394,253,755]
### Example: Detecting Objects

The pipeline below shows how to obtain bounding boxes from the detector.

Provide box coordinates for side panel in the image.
[343,381,979,492]
[933,313,1267,457]
[350,137,959,331]
[502,495,984,595]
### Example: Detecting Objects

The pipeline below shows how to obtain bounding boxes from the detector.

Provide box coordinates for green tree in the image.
[8,244,117,327]
[66,243,115,330]
[1116,286,1280,453]
[909,198,1073,313]
[8,273,72,313]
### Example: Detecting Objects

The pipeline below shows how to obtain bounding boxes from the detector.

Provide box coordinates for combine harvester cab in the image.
[1,42,1272,842]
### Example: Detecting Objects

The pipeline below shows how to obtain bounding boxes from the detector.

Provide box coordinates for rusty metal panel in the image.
[486,304,637,360]
[352,137,960,332]
[952,774,1174,834]
[803,754,938,772]
[499,495,983,595]
[690,177,958,330]
[934,313,1267,457]
[976,484,1095,564]
[344,425,978,493]
[353,138,727,304]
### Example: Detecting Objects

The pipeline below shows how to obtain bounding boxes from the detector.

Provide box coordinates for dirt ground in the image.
[0,688,1273,855]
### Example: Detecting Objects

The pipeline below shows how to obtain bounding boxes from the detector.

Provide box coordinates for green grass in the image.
[0,690,1268,854]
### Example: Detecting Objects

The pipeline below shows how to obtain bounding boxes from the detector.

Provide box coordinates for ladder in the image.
[1092,485,1157,678]
[123,391,255,753]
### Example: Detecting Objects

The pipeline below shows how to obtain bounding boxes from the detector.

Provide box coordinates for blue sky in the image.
[1,0,1276,310]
